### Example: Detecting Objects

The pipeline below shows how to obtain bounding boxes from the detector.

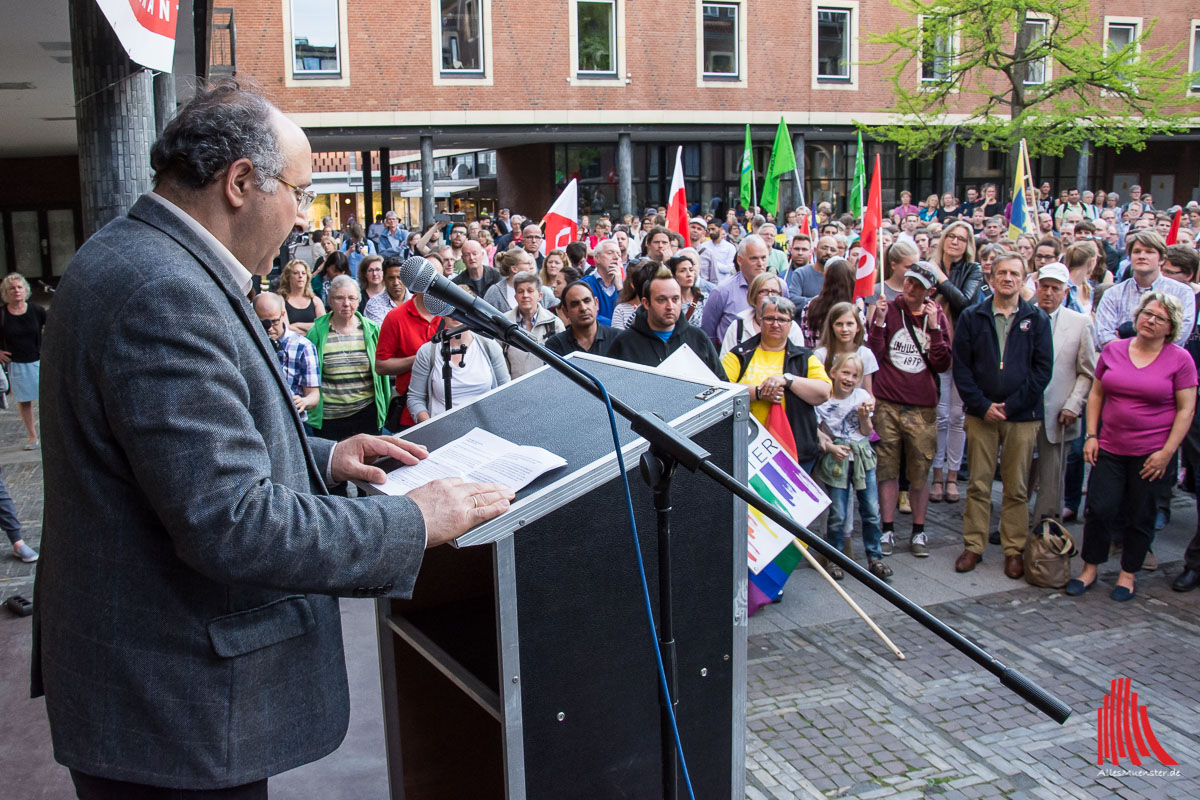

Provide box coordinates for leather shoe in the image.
[1173,568,1200,592]
[1004,554,1025,580]
[954,550,982,573]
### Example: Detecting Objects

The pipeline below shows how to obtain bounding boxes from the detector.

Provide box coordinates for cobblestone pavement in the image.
[745,486,1200,799]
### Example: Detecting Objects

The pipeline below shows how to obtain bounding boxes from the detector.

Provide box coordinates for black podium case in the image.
[369,354,749,799]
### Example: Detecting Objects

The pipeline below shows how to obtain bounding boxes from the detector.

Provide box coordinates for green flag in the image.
[849,131,865,219]
[762,118,796,215]
[739,124,756,211]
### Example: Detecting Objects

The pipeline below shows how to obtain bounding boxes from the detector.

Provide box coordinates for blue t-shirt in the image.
[652,330,673,343]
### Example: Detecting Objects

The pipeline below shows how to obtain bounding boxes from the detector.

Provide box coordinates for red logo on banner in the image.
[1096,678,1177,767]
[128,0,177,39]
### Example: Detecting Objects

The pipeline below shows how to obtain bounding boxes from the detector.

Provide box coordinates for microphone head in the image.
[399,256,436,293]
[421,293,452,317]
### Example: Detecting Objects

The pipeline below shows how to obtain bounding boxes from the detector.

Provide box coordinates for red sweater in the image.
[867,301,952,407]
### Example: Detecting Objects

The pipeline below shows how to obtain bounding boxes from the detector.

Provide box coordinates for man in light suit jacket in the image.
[1030,262,1097,526]
[33,82,513,798]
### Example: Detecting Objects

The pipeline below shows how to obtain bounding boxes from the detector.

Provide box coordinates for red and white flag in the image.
[1166,207,1182,245]
[96,0,179,73]
[666,147,688,246]
[854,154,882,300]
[541,179,579,254]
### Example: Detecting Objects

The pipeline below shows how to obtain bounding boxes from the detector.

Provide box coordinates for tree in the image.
[866,0,1199,167]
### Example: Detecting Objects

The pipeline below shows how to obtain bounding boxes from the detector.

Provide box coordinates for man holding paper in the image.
[34,82,514,797]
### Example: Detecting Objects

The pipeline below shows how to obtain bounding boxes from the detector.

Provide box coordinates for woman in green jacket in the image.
[306,275,390,438]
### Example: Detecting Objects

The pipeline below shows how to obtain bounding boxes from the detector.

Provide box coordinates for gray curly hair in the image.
[150,79,285,193]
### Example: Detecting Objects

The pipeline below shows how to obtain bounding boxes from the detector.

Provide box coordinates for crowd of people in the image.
[16,175,1200,602]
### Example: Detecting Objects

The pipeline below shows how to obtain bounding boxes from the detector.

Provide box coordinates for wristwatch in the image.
[782,373,795,391]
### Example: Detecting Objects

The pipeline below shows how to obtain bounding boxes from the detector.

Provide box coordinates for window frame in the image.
[575,0,618,77]
[697,1,745,85]
[431,0,494,86]
[568,0,625,86]
[282,0,351,88]
[917,13,957,86]
[1103,16,1142,90]
[1188,20,1200,95]
[812,1,859,90]
[1020,16,1050,86]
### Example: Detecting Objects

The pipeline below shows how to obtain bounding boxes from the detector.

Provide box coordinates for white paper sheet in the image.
[378,427,567,496]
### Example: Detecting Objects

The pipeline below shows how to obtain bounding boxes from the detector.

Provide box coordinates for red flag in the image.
[666,147,688,245]
[1166,208,1182,245]
[854,154,882,300]
[541,179,579,254]
[799,207,811,237]
[766,402,798,462]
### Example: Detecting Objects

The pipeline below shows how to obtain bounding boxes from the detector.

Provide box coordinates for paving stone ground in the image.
[745,480,1200,799]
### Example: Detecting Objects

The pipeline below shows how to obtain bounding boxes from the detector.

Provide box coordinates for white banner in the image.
[95,0,179,73]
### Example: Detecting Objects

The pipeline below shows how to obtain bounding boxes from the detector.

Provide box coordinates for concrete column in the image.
[421,136,436,229]
[69,0,156,238]
[152,72,176,138]
[361,150,374,228]
[618,132,633,218]
[792,132,806,212]
[1076,141,1090,191]
[379,147,392,213]
[942,144,957,199]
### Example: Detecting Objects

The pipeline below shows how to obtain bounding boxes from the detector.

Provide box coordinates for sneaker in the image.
[898,491,912,515]
[880,531,895,556]
[911,533,929,558]
[869,560,894,580]
[13,543,38,563]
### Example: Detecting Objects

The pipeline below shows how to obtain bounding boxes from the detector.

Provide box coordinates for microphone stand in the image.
[442,308,1072,797]
[431,319,469,413]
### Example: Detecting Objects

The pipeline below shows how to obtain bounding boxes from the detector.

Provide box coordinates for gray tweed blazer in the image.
[32,195,426,789]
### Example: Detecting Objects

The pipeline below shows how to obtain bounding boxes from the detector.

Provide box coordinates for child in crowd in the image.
[813,353,891,581]
[813,301,878,394]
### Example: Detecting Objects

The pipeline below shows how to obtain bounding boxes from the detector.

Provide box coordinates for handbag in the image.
[1024,517,1077,589]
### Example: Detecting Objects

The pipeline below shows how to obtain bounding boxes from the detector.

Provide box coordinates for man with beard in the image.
[607,267,726,378]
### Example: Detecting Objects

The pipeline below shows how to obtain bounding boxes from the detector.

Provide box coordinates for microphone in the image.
[399,256,515,339]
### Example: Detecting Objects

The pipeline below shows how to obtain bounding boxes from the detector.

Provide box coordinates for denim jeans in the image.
[824,467,883,561]
[1062,431,1086,513]
[0,466,21,545]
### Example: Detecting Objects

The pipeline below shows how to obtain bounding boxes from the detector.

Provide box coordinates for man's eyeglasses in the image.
[274,175,316,214]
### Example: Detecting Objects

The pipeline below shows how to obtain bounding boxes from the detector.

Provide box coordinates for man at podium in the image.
[607,266,727,378]
[33,81,514,798]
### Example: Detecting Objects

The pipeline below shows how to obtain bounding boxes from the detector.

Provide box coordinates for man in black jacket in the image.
[952,253,1053,578]
[607,266,727,379]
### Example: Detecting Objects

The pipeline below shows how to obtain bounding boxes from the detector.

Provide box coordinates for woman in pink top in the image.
[1067,292,1197,601]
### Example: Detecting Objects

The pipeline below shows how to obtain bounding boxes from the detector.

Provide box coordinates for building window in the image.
[291,0,341,75]
[918,15,953,84]
[1022,19,1048,85]
[1189,22,1200,93]
[816,8,851,81]
[702,3,739,77]
[577,1,616,75]
[1104,17,1141,85]
[441,0,484,73]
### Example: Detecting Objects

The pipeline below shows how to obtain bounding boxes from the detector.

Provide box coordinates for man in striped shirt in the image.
[1094,231,1195,349]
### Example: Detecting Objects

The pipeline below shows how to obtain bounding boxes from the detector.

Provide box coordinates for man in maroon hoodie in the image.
[868,262,953,559]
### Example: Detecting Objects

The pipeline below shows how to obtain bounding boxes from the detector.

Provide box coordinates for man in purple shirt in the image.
[699,234,769,345]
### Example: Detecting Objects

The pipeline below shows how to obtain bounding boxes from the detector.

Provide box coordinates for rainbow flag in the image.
[745,412,830,616]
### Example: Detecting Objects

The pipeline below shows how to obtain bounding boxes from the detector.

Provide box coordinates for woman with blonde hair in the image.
[719,271,805,356]
[1064,239,1102,314]
[540,248,567,287]
[926,219,982,502]
[0,273,45,450]
[279,259,325,335]
[484,249,555,313]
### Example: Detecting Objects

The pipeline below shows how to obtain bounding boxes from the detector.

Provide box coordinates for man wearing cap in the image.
[951,253,1053,578]
[689,217,709,251]
[868,261,952,560]
[1029,262,1096,527]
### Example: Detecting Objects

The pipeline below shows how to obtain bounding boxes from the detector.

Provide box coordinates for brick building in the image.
[218,0,1200,227]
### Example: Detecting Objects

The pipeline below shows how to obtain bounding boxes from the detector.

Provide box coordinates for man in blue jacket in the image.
[952,253,1053,578]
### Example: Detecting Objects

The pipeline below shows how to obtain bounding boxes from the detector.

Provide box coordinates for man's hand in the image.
[1058,409,1079,427]
[408,478,515,548]
[984,403,1007,423]
[921,299,939,319]
[0,349,10,365]
[872,298,887,326]
[331,434,429,485]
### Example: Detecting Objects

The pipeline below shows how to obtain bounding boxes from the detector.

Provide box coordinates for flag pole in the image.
[1021,139,1038,234]
[794,541,905,660]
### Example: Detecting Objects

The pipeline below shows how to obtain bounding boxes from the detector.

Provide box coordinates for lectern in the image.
[369,354,748,799]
